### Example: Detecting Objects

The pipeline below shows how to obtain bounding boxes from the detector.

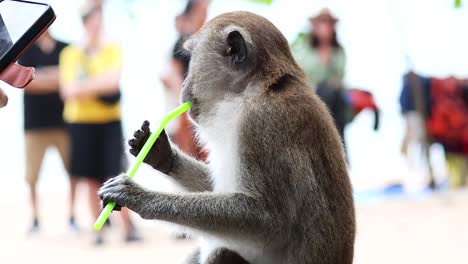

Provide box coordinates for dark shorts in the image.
[69,121,127,183]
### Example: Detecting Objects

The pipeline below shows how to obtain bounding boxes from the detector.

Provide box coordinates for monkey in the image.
[99,11,355,264]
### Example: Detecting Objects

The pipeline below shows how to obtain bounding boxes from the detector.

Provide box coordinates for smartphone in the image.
[0,0,55,73]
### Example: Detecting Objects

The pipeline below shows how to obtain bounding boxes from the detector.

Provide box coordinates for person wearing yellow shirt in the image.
[59,2,140,245]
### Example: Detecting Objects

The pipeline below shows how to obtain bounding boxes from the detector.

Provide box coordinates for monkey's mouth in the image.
[181,82,200,122]
[186,100,200,123]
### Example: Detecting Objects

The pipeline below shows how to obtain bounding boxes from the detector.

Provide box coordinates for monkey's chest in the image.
[207,142,241,193]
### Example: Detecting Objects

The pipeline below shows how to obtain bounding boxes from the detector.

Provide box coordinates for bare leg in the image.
[400,115,411,156]
[119,207,140,242]
[66,177,80,232]
[87,179,101,219]
[28,183,39,226]
[69,177,77,219]
[87,179,105,245]
[54,128,78,223]
[25,131,47,233]
[119,208,131,231]
[423,141,436,190]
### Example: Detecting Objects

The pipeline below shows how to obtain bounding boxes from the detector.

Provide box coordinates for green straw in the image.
[245,0,274,4]
[455,0,462,8]
[93,102,192,231]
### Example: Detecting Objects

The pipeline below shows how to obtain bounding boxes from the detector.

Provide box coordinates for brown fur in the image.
[99,11,355,264]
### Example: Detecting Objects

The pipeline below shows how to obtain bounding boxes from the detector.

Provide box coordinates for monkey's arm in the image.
[99,175,270,236]
[129,121,212,192]
[169,146,212,192]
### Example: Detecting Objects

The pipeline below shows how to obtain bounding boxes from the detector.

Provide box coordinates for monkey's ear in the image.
[225,30,247,64]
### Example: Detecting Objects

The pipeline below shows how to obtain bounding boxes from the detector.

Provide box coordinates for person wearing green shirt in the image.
[291,8,349,150]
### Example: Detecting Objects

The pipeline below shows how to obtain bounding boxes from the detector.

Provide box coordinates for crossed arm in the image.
[23,66,59,93]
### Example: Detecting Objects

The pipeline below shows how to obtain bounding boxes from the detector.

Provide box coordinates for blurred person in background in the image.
[160,0,209,161]
[400,71,468,189]
[400,70,468,189]
[399,71,437,190]
[59,1,140,245]
[291,8,379,159]
[18,31,78,233]
[291,8,348,149]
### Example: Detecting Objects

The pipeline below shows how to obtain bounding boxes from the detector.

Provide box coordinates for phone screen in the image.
[0,0,52,69]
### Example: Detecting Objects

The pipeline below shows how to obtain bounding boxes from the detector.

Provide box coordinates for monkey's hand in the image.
[128,120,174,174]
[98,174,150,216]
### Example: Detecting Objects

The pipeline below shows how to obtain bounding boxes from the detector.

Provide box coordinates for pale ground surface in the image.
[1,188,467,264]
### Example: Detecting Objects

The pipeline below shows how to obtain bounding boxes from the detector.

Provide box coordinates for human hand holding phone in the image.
[0,0,55,108]
[0,63,34,107]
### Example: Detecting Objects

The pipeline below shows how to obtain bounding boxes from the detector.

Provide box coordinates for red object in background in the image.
[347,89,378,114]
[347,88,380,130]
[426,78,468,154]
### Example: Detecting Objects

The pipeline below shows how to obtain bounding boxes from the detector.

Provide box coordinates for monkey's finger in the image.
[128,138,140,149]
[99,184,125,196]
[98,188,111,200]
[106,175,131,188]
[102,176,120,186]
[133,129,146,140]
[99,178,128,192]
[98,189,111,201]
[102,200,122,211]
[100,195,117,209]
[141,120,150,133]
[99,185,115,196]
[99,188,124,203]
[113,204,122,211]
[129,138,146,152]
[101,176,121,188]
[129,147,139,157]
[102,195,128,211]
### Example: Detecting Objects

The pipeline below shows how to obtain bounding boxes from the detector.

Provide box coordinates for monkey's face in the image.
[181,23,256,125]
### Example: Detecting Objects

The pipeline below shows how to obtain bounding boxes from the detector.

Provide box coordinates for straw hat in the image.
[309,7,339,23]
